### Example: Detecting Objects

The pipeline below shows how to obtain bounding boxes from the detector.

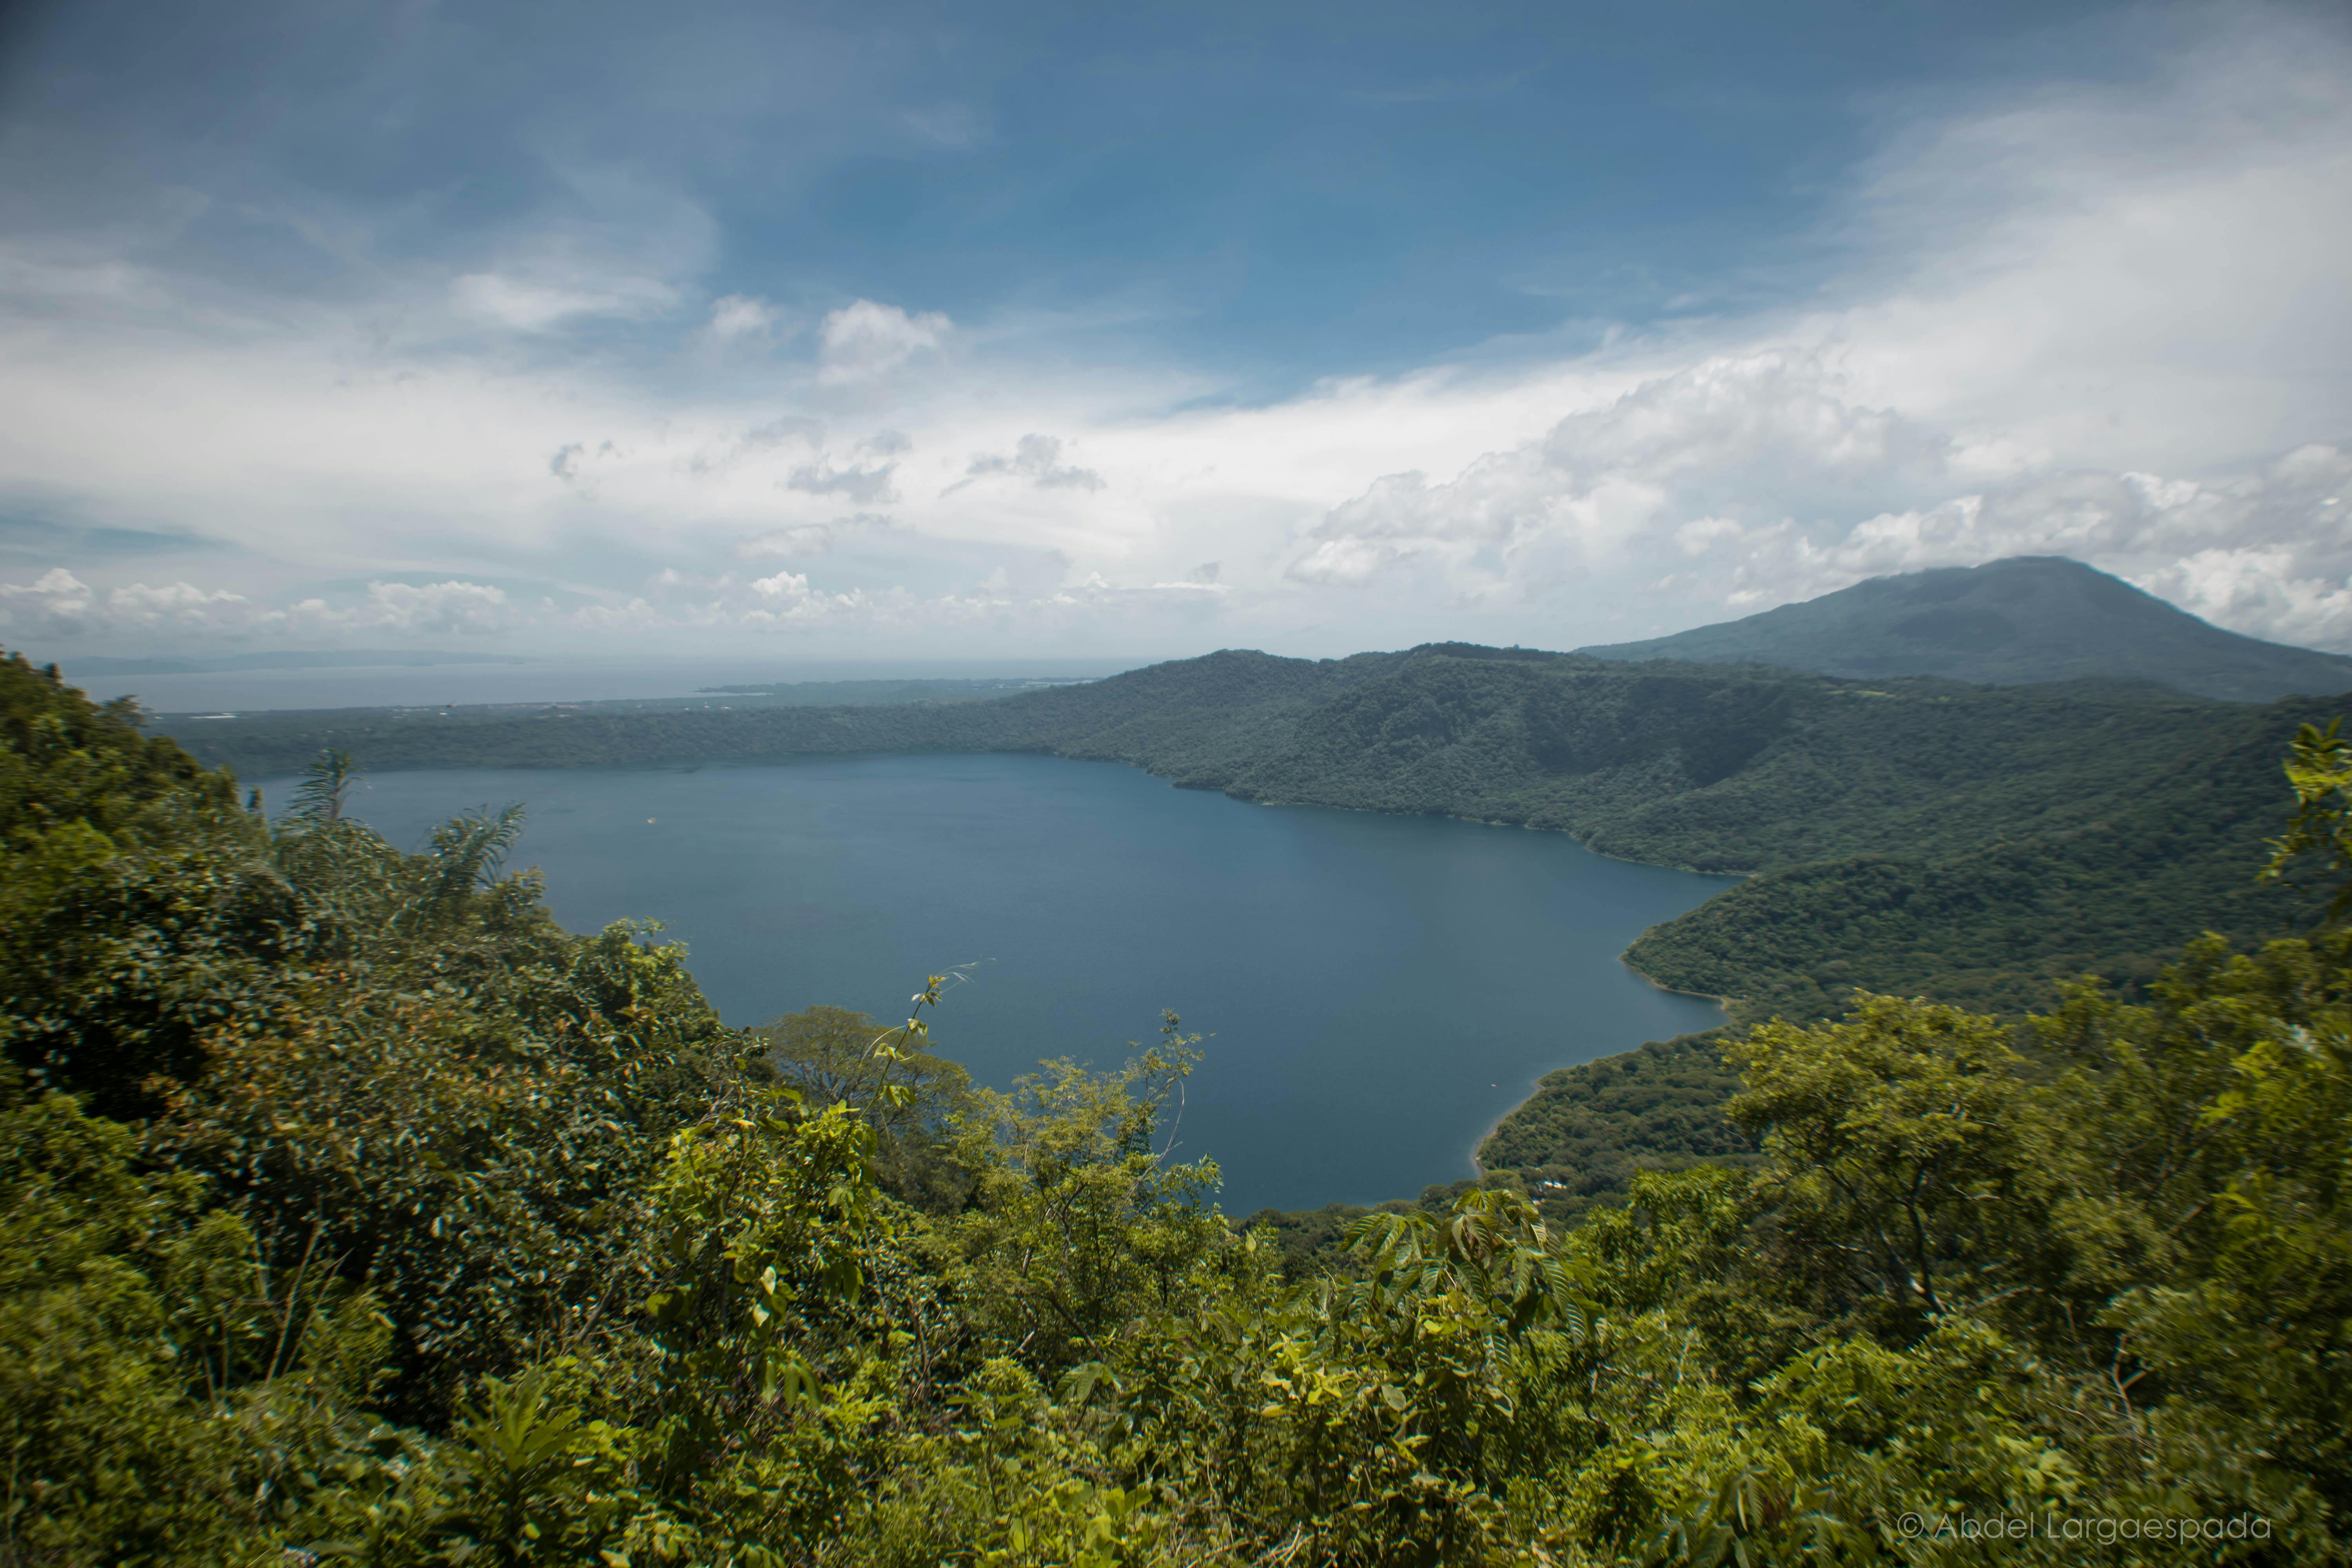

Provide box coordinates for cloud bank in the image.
[0,5,2347,661]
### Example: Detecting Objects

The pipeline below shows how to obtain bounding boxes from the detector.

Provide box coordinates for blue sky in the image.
[2,0,2348,661]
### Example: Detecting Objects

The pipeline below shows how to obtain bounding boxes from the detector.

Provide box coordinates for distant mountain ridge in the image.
[1578,555,2352,702]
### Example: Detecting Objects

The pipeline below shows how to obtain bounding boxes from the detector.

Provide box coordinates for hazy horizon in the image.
[53,654,1142,715]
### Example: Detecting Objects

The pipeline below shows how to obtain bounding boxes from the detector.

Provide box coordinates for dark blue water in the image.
[271,754,1729,1214]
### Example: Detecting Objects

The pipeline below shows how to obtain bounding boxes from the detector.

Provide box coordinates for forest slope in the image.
[156,646,2279,869]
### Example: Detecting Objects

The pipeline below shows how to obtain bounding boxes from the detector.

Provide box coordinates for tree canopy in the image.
[5,644,2348,1564]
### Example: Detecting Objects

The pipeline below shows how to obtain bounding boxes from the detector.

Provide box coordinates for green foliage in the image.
[0,650,235,847]
[751,1001,973,1208]
[12,642,2352,1564]
[1477,1032,1760,1225]
[0,653,288,1116]
[1,1081,393,1564]
[2030,933,2352,1523]
[2,652,750,1435]
[944,1017,1239,1369]
[1726,997,2047,1329]
[2265,715,2352,919]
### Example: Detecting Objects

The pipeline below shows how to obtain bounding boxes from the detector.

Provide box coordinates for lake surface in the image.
[272,753,1730,1214]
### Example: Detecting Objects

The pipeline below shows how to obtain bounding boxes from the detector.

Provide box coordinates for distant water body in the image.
[71,657,1131,714]
[264,753,1730,1215]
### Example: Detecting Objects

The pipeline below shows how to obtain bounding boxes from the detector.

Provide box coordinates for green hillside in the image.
[1581,555,2352,701]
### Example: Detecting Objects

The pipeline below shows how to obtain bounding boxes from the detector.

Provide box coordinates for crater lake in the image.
[267,752,1731,1214]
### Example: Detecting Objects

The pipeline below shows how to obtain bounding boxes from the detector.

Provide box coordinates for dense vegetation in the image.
[1250,1031,1760,1266]
[10,644,2352,1563]
[1581,554,2352,701]
[1473,1033,1760,1222]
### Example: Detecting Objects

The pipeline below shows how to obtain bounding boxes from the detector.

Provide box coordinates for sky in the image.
[0,0,2348,665]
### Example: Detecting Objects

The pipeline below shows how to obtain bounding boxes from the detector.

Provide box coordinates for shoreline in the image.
[1466,958,1740,1181]
[182,731,1766,1198]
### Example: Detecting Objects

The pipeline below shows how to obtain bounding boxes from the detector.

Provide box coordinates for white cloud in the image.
[312,580,517,635]
[955,433,1106,493]
[782,457,899,504]
[0,568,250,636]
[1293,340,2352,644]
[704,293,781,342]
[1809,15,2352,474]
[736,524,836,559]
[0,8,2347,661]
[816,299,950,384]
[740,569,882,624]
[452,271,678,333]
[0,570,521,642]
[1292,350,1949,587]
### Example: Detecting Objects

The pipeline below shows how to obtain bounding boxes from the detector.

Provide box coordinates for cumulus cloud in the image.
[816,299,949,383]
[704,293,781,343]
[952,433,1106,493]
[783,457,899,504]
[539,557,1243,642]
[0,568,249,635]
[0,570,520,641]
[314,580,517,635]
[742,568,878,622]
[0,8,2347,662]
[1296,347,2352,644]
[1293,352,1951,587]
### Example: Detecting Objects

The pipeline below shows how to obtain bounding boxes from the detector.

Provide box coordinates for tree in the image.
[1724,994,2052,1333]
[753,1002,973,1208]
[947,1019,1234,1369]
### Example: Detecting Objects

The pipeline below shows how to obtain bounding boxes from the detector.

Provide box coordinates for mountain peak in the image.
[1579,556,2352,702]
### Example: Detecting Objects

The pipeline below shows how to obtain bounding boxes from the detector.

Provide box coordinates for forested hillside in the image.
[11,643,2352,1563]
